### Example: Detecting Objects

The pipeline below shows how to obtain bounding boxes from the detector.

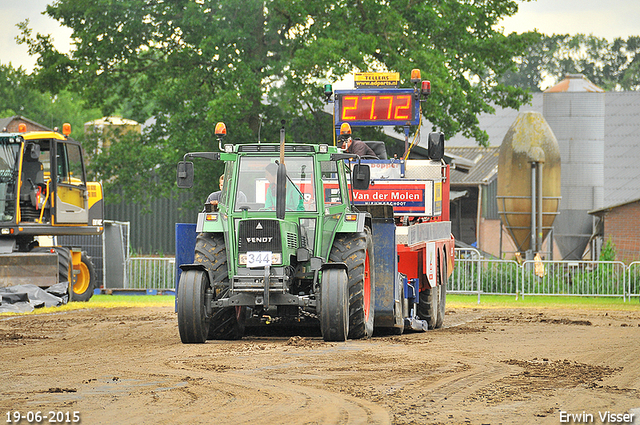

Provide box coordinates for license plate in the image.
[246,251,272,268]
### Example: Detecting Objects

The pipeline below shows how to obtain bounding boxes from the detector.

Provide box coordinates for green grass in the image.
[447,294,640,311]
[3,294,638,318]
[87,294,176,307]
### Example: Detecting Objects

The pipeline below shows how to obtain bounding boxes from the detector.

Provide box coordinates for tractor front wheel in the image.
[177,269,210,343]
[194,233,246,340]
[320,268,349,342]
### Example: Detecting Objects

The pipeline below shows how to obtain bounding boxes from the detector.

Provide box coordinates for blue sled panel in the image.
[361,205,400,328]
[175,223,197,311]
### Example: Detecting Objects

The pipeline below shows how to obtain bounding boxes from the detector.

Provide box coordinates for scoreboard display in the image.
[334,89,420,127]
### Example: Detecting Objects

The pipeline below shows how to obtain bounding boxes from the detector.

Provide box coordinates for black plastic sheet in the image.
[0,283,68,313]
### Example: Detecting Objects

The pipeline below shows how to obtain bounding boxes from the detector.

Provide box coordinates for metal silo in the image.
[543,74,605,260]
[497,111,561,255]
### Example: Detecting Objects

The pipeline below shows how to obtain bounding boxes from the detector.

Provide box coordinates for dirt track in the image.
[1,304,639,425]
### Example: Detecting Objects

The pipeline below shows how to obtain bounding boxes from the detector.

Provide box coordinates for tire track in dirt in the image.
[164,356,391,424]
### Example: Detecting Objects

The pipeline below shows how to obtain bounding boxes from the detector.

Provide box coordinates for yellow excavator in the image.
[0,123,103,301]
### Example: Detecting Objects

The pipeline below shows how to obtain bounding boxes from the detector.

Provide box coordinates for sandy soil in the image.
[1,304,639,425]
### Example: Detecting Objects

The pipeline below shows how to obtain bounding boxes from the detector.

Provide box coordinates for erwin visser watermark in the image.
[559,410,635,423]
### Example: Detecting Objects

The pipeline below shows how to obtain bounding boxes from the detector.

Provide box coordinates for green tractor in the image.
[176,124,375,342]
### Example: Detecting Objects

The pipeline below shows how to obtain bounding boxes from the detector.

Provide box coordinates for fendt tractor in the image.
[0,123,103,301]
[176,69,455,342]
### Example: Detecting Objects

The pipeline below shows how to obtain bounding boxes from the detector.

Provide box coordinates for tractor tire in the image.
[177,269,210,343]
[319,268,349,342]
[329,227,375,339]
[70,252,96,302]
[193,233,245,340]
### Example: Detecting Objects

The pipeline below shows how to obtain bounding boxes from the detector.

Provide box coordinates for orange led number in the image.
[341,96,359,120]
[362,96,376,119]
[380,96,393,120]
[394,95,411,120]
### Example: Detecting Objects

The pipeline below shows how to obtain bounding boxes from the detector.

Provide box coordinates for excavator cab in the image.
[0,127,103,301]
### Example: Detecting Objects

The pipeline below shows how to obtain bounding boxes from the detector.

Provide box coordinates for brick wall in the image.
[2,117,49,133]
[603,200,640,264]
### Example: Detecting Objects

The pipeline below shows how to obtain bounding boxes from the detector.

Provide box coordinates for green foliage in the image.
[501,34,640,91]
[0,62,101,141]
[16,0,533,204]
[600,238,617,262]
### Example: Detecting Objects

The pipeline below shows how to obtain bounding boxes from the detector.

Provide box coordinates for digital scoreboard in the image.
[334,89,420,127]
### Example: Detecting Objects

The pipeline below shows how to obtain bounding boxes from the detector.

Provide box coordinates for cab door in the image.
[53,140,89,224]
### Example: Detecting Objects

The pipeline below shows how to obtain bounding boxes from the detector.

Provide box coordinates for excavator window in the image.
[56,142,86,187]
[0,137,20,222]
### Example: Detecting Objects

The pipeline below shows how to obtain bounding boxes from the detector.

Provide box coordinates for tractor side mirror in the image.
[428,132,445,161]
[177,161,194,188]
[352,163,370,190]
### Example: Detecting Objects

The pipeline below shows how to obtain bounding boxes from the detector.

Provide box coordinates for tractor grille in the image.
[238,220,282,253]
[286,232,297,249]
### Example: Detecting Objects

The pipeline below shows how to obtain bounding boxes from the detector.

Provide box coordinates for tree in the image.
[19,0,533,204]
[501,33,640,91]
[0,62,100,139]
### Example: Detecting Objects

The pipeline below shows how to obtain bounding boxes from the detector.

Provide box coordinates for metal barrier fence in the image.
[451,254,519,303]
[451,248,637,302]
[520,260,627,299]
[127,257,176,290]
[123,251,640,300]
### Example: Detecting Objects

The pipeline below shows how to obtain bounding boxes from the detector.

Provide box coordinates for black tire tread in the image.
[320,268,348,342]
[194,233,245,340]
[177,269,209,343]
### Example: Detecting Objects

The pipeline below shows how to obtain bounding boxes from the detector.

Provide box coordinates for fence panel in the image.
[450,258,479,294]
[520,260,627,298]
[477,259,519,296]
[628,262,640,299]
[451,251,519,297]
[127,257,176,290]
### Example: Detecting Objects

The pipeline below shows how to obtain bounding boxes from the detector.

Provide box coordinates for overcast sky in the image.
[1,0,639,73]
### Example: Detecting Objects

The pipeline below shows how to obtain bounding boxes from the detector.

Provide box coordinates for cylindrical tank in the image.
[543,74,605,260]
[84,116,142,150]
[497,111,561,253]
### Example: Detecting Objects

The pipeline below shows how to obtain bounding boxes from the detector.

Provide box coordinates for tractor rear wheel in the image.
[329,227,375,339]
[320,268,349,342]
[194,233,245,340]
[70,252,96,302]
[177,269,210,343]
